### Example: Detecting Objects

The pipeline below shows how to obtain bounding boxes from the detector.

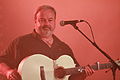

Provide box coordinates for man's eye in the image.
[49,19,53,22]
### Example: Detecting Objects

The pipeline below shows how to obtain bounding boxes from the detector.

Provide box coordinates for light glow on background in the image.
[0,0,120,80]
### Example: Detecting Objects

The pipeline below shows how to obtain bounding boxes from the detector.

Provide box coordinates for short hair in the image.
[34,5,56,20]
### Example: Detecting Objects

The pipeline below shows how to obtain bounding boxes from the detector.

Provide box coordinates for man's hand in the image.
[84,65,95,77]
[6,69,22,80]
[69,65,95,80]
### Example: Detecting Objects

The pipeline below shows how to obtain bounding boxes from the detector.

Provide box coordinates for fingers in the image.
[9,72,21,80]
[6,69,22,80]
[84,65,95,77]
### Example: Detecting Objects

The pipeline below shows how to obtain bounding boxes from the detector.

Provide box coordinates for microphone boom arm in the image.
[70,22,120,80]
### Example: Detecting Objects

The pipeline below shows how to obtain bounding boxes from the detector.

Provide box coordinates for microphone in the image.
[60,20,84,26]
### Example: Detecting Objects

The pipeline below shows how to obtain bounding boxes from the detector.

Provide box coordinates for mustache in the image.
[42,25,51,30]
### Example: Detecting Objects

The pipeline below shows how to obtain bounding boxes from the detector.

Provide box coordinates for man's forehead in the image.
[37,9,55,15]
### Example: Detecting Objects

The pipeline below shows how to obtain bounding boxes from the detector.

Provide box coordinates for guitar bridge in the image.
[40,66,46,80]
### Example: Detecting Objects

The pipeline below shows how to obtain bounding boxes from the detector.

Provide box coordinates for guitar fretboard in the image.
[92,62,113,70]
[65,62,113,75]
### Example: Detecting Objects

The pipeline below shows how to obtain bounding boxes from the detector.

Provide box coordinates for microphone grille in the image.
[60,20,64,26]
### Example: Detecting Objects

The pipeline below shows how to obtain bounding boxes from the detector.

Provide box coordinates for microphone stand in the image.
[70,23,120,80]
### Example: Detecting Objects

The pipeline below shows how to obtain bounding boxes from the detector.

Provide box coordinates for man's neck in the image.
[41,36,54,47]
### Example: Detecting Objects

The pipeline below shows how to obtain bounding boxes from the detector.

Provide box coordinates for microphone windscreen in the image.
[60,20,64,26]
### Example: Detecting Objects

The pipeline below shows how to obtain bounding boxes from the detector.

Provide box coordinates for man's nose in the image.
[44,20,50,25]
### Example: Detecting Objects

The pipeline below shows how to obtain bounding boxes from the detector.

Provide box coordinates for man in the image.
[0,5,94,80]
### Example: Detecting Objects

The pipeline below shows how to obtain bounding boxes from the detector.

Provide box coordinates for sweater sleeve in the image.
[0,38,19,69]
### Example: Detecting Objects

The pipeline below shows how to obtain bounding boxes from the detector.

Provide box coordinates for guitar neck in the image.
[91,62,113,70]
[65,62,113,75]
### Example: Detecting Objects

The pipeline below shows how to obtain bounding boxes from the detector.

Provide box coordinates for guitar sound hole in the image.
[54,67,66,79]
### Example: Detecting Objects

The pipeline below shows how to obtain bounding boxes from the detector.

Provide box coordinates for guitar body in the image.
[18,54,76,80]
[1,54,120,80]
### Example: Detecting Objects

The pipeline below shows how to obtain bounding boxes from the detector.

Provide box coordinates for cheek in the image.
[36,21,41,27]
[53,24,56,29]
[51,22,56,29]
[35,22,42,30]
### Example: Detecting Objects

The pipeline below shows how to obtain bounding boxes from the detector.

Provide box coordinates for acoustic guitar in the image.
[16,54,120,80]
